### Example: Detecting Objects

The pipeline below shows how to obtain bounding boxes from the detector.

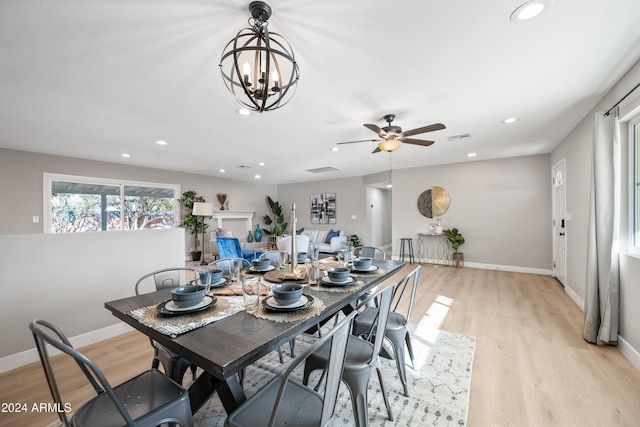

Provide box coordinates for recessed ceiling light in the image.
[468,152,477,157]
[121,153,131,158]
[155,140,168,145]
[510,0,551,23]
[237,108,251,116]
[386,184,393,188]
[503,117,518,123]
[258,162,265,166]
[219,169,226,173]
[331,147,339,152]
[254,174,261,179]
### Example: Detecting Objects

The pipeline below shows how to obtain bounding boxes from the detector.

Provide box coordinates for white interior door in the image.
[552,160,567,286]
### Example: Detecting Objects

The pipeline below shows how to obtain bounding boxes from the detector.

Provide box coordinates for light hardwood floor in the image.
[2,263,640,426]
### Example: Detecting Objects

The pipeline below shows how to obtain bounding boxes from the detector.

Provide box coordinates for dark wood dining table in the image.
[104,259,405,415]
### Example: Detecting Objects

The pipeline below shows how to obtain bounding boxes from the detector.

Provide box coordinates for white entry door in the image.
[552,160,567,286]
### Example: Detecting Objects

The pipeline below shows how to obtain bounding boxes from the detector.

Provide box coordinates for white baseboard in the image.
[618,335,640,371]
[390,257,552,276]
[564,285,585,311]
[0,323,133,374]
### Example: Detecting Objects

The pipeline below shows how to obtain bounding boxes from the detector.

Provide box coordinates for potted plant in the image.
[262,196,288,244]
[178,190,210,261]
[350,234,362,255]
[443,227,465,267]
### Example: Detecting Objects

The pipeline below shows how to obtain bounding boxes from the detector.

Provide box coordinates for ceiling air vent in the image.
[306,166,340,174]
[447,134,471,141]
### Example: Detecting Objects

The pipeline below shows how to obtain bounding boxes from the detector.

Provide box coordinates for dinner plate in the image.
[209,277,229,288]
[156,296,216,315]
[262,294,314,312]
[248,265,276,273]
[321,276,355,286]
[350,265,379,273]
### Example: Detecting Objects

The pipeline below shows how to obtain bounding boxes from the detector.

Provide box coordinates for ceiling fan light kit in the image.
[219,1,300,112]
[338,113,446,153]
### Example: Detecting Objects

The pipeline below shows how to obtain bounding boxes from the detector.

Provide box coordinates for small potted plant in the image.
[443,227,465,267]
[350,234,362,256]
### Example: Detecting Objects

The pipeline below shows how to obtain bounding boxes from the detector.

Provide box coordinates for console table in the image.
[417,233,451,265]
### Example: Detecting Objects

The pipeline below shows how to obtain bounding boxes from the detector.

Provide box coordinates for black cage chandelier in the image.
[220,1,300,112]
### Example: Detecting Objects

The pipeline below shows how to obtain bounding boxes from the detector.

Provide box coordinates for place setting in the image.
[316,267,365,293]
[251,281,325,322]
[244,258,276,274]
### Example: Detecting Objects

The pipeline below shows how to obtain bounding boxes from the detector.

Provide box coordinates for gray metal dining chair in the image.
[303,284,396,427]
[351,265,420,396]
[225,311,357,427]
[259,249,281,267]
[357,246,386,260]
[135,267,198,384]
[29,319,193,427]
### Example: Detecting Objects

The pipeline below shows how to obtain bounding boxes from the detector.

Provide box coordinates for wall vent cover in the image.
[447,134,471,141]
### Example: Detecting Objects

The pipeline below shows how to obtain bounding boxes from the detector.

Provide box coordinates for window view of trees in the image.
[48,179,177,233]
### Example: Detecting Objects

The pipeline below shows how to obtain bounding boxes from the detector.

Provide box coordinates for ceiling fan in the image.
[338,114,446,153]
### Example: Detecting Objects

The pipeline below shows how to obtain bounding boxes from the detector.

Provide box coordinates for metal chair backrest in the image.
[29,319,135,426]
[356,284,396,361]
[134,267,196,295]
[392,265,421,324]
[358,246,386,260]
[209,257,250,276]
[259,249,281,267]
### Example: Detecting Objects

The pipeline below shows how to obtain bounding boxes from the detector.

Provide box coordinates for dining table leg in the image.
[188,372,247,415]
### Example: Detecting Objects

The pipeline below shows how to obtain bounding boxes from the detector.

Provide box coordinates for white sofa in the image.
[299,229,346,254]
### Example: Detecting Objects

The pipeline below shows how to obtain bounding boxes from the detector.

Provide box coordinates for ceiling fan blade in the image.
[337,139,379,145]
[402,138,435,147]
[363,123,388,138]
[400,123,446,137]
[372,146,382,154]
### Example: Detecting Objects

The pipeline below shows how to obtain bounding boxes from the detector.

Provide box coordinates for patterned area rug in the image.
[194,315,475,426]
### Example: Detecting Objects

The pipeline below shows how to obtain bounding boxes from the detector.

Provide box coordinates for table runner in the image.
[127,296,244,338]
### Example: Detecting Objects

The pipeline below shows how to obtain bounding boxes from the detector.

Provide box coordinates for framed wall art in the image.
[310,193,336,224]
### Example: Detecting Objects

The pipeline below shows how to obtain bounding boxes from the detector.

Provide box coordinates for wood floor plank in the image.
[2,263,640,426]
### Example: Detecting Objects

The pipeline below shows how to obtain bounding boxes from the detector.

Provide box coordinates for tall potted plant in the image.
[262,196,288,244]
[443,227,465,267]
[178,190,210,261]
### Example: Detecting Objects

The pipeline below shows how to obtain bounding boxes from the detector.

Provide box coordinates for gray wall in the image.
[0,229,184,360]
[551,57,640,358]
[391,155,553,270]
[0,148,277,257]
[277,176,369,243]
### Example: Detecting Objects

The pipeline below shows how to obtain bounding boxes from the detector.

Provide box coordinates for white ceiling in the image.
[2,0,640,185]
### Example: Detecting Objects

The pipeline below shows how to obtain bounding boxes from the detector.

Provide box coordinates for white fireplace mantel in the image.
[210,210,255,231]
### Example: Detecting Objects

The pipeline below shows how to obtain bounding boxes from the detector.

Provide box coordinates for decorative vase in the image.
[247,230,254,243]
[255,225,262,242]
[216,193,227,210]
[435,218,444,235]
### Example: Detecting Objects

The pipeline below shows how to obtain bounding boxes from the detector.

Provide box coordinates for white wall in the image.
[391,154,552,271]
[366,186,392,248]
[0,229,184,370]
[551,58,640,363]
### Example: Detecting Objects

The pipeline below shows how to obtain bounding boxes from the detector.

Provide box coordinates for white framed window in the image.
[43,173,180,233]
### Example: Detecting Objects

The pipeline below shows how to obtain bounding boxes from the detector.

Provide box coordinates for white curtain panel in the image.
[583,109,621,344]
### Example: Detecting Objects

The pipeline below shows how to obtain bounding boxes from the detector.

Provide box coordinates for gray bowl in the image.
[271,284,303,305]
[327,267,350,283]
[252,259,271,271]
[171,285,206,307]
[209,269,223,283]
[353,257,373,270]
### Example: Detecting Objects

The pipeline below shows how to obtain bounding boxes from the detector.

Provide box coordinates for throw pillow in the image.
[325,229,340,243]
[216,228,226,237]
[296,227,305,235]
